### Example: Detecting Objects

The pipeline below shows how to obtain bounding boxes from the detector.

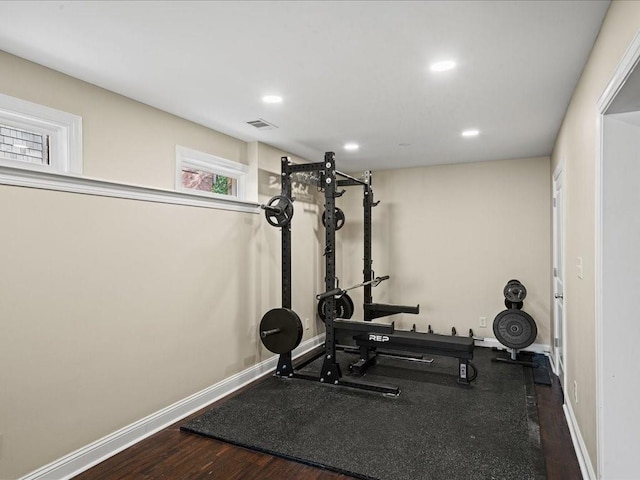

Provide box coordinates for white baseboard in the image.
[20,334,325,480]
[474,336,551,355]
[548,351,559,376]
[564,400,596,480]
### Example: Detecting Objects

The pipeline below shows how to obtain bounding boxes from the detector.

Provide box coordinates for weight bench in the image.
[350,330,477,384]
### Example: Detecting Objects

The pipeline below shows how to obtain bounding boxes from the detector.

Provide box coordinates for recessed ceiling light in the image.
[262,95,283,104]
[461,129,480,137]
[430,60,456,72]
[344,143,359,151]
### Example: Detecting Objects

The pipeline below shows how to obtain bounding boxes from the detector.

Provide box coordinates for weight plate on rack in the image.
[317,293,354,322]
[493,309,537,350]
[504,281,527,303]
[322,207,346,231]
[343,293,354,318]
[264,196,294,228]
[259,308,303,354]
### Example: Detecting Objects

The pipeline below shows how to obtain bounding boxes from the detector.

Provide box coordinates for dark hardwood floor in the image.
[74,367,581,480]
[536,377,582,479]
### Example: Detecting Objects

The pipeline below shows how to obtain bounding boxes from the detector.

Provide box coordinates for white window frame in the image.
[176,145,248,201]
[0,93,83,174]
[0,97,258,214]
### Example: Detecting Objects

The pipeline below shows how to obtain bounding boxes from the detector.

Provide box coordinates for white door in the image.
[552,167,565,382]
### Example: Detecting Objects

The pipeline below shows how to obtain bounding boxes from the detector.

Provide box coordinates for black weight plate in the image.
[265,196,294,228]
[321,210,329,228]
[259,308,303,354]
[317,295,354,322]
[343,292,354,319]
[493,309,537,350]
[504,299,524,310]
[335,208,346,230]
[317,297,328,321]
[504,281,527,302]
[322,207,346,231]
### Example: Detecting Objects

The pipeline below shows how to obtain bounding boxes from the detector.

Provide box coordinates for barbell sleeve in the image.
[361,275,390,288]
[316,275,391,302]
[316,288,343,301]
[260,328,282,338]
[261,204,283,214]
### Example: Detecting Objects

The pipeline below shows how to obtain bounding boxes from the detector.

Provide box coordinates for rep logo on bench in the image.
[368,334,390,342]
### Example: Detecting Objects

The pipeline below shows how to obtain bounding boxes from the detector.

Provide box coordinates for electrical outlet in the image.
[574,380,578,403]
[305,318,310,330]
[479,316,487,328]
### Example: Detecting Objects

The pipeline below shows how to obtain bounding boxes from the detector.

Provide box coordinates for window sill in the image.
[0,165,261,214]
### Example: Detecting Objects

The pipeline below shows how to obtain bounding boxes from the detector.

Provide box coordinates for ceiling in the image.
[0,1,610,172]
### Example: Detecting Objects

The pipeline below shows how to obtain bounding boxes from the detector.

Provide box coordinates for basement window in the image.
[176,145,247,200]
[0,123,49,165]
[0,93,82,174]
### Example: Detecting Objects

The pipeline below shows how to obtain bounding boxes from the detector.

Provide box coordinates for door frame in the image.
[552,162,565,387]
[595,29,640,480]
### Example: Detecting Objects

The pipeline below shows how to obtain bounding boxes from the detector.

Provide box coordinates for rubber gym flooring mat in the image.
[181,346,546,480]
[531,353,553,386]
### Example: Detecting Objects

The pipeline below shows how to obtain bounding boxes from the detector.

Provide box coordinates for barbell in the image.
[316,275,390,301]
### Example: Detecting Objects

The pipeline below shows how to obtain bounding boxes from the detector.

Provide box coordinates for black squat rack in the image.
[259,152,477,394]
[261,152,400,395]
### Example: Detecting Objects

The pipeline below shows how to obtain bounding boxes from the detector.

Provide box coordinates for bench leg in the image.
[349,346,377,376]
[458,358,470,385]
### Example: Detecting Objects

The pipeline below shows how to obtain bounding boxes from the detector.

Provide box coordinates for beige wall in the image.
[339,157,551,345]
[0,50,246,188]
[551,1,640,473]
[0,52,323,479]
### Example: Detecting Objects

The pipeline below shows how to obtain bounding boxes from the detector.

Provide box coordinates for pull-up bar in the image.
[335,170,367,186]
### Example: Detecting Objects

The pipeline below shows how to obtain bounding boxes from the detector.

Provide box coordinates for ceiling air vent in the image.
[246,118,278,130]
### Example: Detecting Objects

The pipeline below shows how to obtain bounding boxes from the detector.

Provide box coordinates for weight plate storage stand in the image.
[264,153,399,395]
[492,280,538,367]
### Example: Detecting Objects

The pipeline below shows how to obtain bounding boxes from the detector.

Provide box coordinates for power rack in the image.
[274,153,400,395]
[335,170,420,321]
[260,152,477,393]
